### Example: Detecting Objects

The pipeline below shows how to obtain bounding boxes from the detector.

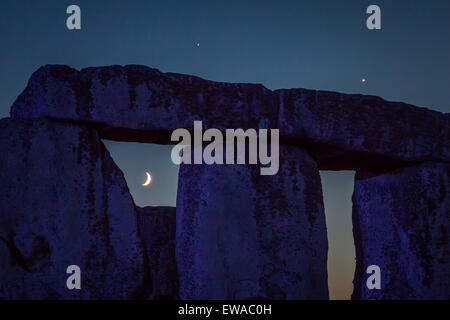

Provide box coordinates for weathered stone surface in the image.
[0,118,145,299]
[4,64,449,301]
[137,206,178,300]
[10,65,449,168]
[352,162,449,299]
[277,88,450,169]
[10,65,278,141]
[176,145,328,300]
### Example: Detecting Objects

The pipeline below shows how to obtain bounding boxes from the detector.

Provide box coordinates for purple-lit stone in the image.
[352,162,449,299]
[137,206,178,299]
[276,88,449,170]
[11,65,449,167]
[0,118,145,299]
[176,145,328,299]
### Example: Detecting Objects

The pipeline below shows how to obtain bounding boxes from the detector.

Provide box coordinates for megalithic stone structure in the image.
[352,162,449,299]
[0,64,448,299]
[0,118,146,299]
[176,145,328,299]
[11,65,449,169]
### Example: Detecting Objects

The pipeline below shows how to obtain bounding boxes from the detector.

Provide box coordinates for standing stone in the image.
[352,162,449,299]
[137,206,178,299]
[176,145,328,299]
[0,118,145,299]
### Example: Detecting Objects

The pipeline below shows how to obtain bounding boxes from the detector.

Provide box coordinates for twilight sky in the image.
[1,0,448,300]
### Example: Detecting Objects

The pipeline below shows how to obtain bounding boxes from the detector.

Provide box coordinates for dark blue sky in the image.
[1,0,448,299]
[1,0,449,113]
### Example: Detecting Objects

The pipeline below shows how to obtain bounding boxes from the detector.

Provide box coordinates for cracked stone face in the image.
[136,206,178,300]
[0,118,145,299]
[352,162,450,300]
[176,145,328,300]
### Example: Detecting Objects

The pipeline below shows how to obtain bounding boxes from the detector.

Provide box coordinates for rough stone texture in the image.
[277,88,450,169]
[352,162,449,300]
[10,65,449,167]
[0,118,146,299]
[176,145,328,300]
[10,65,278,142]
[5,64,450,301]
[137,206,178,300]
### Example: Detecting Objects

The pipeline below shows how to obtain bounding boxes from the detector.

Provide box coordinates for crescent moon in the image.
[142,172,152,186]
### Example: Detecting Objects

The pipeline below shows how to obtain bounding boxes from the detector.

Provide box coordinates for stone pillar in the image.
[0,118,145,299]
[352,162,449,299]
[176,145,328,299]
[137,206,178,299]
